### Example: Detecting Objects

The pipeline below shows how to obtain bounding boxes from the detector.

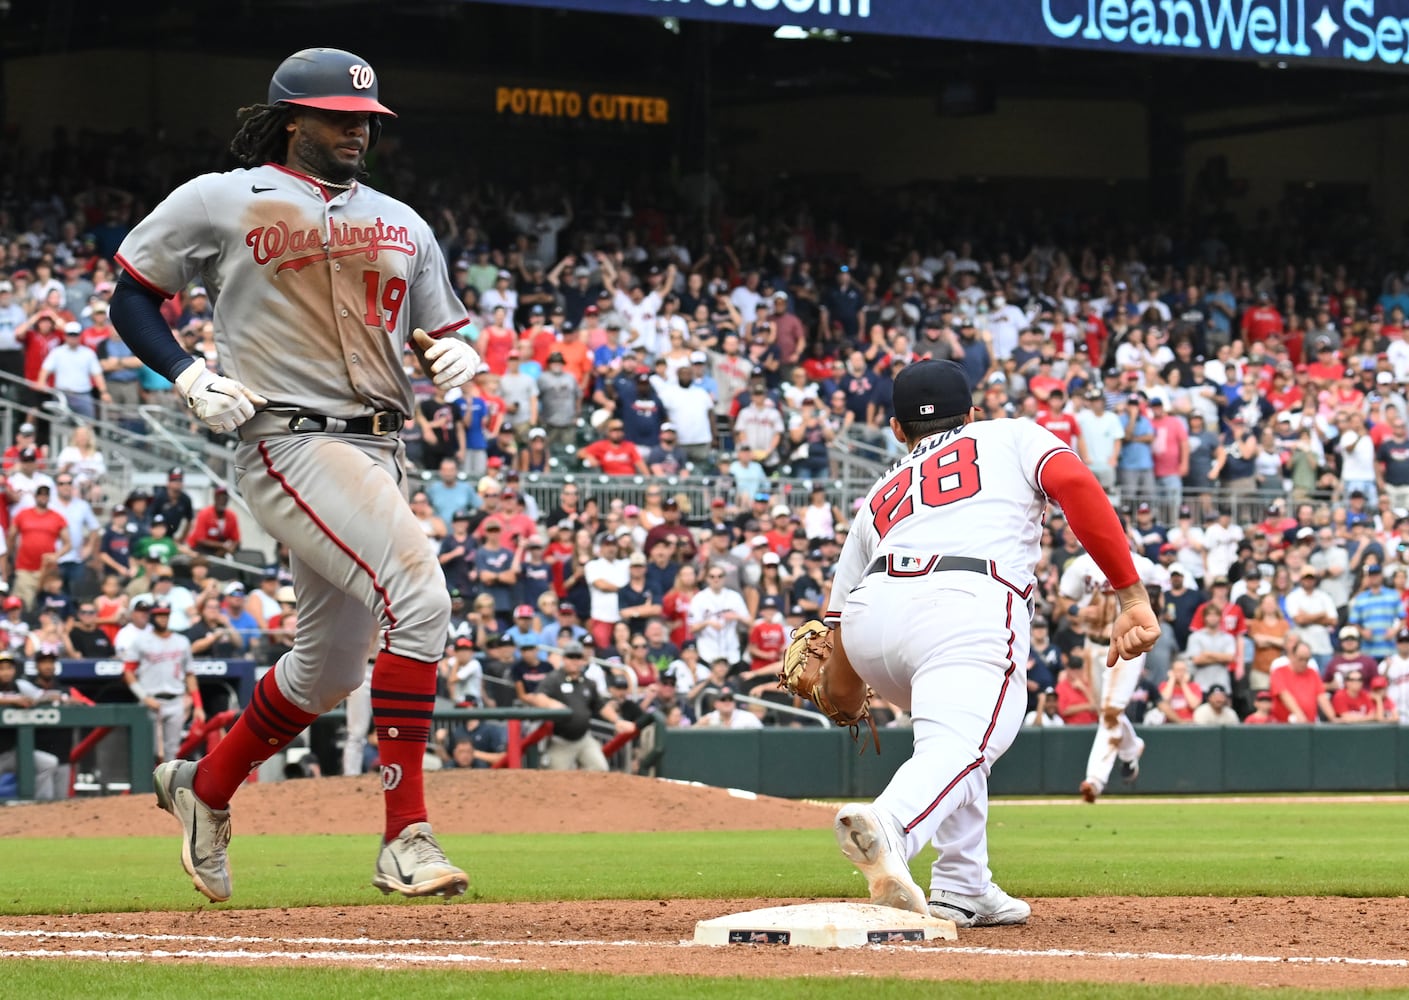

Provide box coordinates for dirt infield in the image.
[1,771,1405,986]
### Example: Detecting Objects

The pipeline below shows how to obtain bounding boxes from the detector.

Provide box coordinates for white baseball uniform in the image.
[1058,551,1160,795]
[825,418,1069,897]
[127,629,195,763]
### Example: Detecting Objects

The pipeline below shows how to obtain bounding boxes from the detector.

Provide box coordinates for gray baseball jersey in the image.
[127,629,194,698]
[115,164,468,417]
[116,161,467,715]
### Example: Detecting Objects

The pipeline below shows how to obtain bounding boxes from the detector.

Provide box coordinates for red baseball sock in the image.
[371,650,437,842]
[194,670,318,810]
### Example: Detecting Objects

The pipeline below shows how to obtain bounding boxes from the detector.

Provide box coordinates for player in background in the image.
[108,48,478,903]
[123,603,202,765]
[820,360,1159,926]
[1057,540,1165,803]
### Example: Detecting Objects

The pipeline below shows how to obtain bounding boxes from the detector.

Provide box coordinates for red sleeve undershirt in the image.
[1037,450,1139,591]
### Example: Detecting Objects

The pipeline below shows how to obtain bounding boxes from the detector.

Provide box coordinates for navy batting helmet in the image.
[268,48,395,117]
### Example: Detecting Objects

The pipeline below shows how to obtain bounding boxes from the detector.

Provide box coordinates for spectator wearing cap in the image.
[503,603,543,651]
[584,532,630,650]
[1347,563,1401,661]
[526,639,636,771]
[186,486,240,558]
[695,686,763,730]
[745,594,789,676]
[8,482,68,610]
[537,351,583,448]
[1381,628,1409,724]
[726,453,768,507]
[135,513,179,567]
[1146,396,1189,516]
[734,382,785,469]
[688,562,751,666]
[650,362,716,464]
[1324,625,1379,688]
[39,320,108,419]
[617,551,662,637]
[1075,386,1123,491]
[1243,687,1278,724]
[791,548,828,616]
[438,510,477,597]
[515,534,553,611]
[1116,392,1155,501]
[149,468,194,541]
[541,600,589,650]
[6,444,54,513]
[643,497,697,561]
[1374,409,1409,512]
[1267,640,1335,723]
[68,595,116,658]
[460,366,499,481]
[646,423,690,478]
[474,521,518,619]
[1025,616,1060,713]
[763,503,798,559]
[579,419,648,476]
[1187,603,1237,693]
[1191,684,1240,725]
[1328,669,1390,722]
[1131,502,1168,562]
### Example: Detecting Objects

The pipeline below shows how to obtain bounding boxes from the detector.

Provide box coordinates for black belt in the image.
[152,692,181,700]
[866,554,991,579]
[286,411,404,436]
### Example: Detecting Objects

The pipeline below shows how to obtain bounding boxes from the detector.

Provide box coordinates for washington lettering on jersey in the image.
[246,218,416,272]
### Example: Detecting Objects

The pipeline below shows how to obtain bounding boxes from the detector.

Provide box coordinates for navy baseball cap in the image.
[892,360,973,422]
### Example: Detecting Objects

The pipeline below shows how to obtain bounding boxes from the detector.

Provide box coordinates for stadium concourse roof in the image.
[3,0,1409,116]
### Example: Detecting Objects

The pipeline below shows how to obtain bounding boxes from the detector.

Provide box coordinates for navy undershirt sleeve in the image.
[109,271,199,382]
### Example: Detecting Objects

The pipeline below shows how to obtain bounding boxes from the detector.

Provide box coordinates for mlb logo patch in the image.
[919,404,935,415]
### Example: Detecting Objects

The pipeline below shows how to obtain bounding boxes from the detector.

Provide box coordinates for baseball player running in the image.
[1058,547,1162,802]
[807,360,1158,925]
[109,48,478,902]
[123,602,201,764]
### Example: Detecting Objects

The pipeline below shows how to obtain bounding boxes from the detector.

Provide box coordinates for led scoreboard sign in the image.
[467,0,1409,70]
[495,87,671,124]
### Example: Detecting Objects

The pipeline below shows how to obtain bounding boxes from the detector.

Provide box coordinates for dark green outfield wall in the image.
[655,726,1409,798]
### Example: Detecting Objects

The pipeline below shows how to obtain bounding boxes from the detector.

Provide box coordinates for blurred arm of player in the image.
[412,329,481,389]
[110,272,267,433]
[1039,450,1161,666]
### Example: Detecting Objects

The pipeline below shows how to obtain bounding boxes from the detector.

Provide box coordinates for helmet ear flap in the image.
[369,114,382,150]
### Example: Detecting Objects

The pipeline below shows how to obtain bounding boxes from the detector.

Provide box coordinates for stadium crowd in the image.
[2,132,1409,792]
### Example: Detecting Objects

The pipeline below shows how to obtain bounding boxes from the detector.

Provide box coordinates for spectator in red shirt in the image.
[579,419,648,476]
[7,483,69,610]
[746,595,788,672]
[1240,290,1284,343]
[1035,388,1090,463]
[1,422,47,472]
[764,504,796,557]
[186,487,241,558]
[1148,397,1189,514]
[1243,688,1279,724]
[1269,642,1336,723]
[1056,659,1098,725]
[1158,658,1204,723]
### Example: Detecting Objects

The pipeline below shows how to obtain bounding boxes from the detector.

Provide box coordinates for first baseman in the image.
[810,360,1159,925]
[109,48,478,902]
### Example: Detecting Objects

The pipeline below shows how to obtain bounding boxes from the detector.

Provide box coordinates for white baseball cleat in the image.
[153,759,233,903]
[929,883,1032,927]
[372,822,469,897]
[834,804,927,915]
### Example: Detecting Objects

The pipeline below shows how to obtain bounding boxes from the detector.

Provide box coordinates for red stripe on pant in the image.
[902,592,1018,835]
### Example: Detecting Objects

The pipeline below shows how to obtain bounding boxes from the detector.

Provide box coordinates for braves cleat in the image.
[1121,737,1146,785]
[1080,779,1100,803]
[372,822,469,898]
[152,759,233,903]
[834,804,927,915]
[929,883,1032,928]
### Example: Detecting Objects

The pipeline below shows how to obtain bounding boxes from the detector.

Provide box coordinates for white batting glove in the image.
[174,361,268,435]
[412,328,480,390]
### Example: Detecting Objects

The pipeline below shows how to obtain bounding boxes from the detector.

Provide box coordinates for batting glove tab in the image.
[174,361,267,435]
[412,329,480,390]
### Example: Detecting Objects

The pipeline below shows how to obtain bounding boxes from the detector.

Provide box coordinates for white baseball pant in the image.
[1083,648,1146,796]
[342,662,373,776]
[149,694,187,763]
[841,570,1028,897]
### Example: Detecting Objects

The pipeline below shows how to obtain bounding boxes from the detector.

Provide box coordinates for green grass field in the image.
[2,798,1407,997]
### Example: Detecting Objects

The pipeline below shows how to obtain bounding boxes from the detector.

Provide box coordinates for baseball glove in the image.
[778,620,880,754]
